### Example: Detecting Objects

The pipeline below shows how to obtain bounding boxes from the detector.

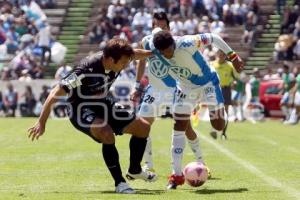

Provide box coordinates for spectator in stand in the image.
[274,34,295,61]
[168,0,180,16]
[232,0,248,25]
[183,14,198,35]
[281,5,299,34]
[222,0,235,26]
[20,85,36,117]
[132,8,152,31]
[242,11,257,45]
[197,15,210,34]
[210,17,228,39]
[3,83,18,117]
[39,85,49,104]
[5,25,19,54]
[19,69,32,82]
[131,24,146,43]
[37,23,51,66]
[144,0,156,13]
[180,0,193,18]
[170,14,184,35]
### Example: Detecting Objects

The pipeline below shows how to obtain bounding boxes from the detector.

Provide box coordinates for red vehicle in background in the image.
[259,79,284,117]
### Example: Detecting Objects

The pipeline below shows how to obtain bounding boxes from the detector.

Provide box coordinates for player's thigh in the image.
[90,118,115,144]
[123,117,150,138]
[139,86,174,118]
[173,87,199,116]
[69,104,114,143]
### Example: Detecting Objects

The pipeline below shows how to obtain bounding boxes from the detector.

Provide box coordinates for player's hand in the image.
[232,56,244,73]
[28,121,45,141]
[130,89,142,102]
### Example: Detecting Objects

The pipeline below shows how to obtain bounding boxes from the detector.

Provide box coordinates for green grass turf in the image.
[1,118,300,200]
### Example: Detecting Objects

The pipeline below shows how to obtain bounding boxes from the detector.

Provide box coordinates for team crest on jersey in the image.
[149,58,169,78]
[170,66,191,79]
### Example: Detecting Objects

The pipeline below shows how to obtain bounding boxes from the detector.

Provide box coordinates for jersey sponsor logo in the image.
[149,57,193,81]
[170,66,191,79]
[149,58,169,78]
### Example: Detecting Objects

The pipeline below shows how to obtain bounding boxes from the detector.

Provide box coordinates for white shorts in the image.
[173,82,224,115]
[138,85,175,117]
[295,91,300,106]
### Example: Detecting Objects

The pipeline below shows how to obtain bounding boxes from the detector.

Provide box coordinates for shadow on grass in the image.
[100,189,165,195]
[193,188,248,194]
[208,177,222,180]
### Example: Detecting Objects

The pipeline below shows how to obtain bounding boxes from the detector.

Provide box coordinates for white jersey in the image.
[141,35,176,90]
[151,34,220,90]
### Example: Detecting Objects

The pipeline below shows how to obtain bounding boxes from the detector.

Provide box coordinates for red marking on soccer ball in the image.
[183,162,208,187]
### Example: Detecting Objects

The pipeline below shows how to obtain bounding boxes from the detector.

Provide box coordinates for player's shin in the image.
[143,136,154,169]
[102,144,126,186]
[128,136,147,174]
[187,136,203,162]
[171,130,186,175]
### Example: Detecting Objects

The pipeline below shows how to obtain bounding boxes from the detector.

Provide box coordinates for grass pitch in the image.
[1,118,300,200]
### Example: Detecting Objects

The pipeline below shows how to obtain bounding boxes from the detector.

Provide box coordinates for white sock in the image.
[232,106,238,120]
[143,137,153,169]
[187,136,203,162]
[289,108,298,123]
[281,106,289,120]
[171,130,185,175]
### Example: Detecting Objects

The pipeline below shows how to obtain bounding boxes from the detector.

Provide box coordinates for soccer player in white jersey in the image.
[131,12,206,189]
[151,30,244,189]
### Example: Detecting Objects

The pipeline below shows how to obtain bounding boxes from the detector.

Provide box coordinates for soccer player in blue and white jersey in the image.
[131,12,208,189]
[151,30,244,189]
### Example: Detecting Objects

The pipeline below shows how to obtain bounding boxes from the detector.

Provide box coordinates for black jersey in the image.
[60,52,119,104]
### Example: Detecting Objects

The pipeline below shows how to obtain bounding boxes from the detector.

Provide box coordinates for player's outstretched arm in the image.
[210,33,244,72]
[132,49,153,60]
[28,85,66,141]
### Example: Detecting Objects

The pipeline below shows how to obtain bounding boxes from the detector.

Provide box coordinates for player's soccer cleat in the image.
[221,133,227,140]
[166,174,185,190]
[210,131,218,139]
[115,182,136,194]
[142,165,155,173]
[126,168,158,182]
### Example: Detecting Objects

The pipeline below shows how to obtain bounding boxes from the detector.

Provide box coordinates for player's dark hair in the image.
[152,11,170,28]
[153,30,175,50]
[103,38,134,63]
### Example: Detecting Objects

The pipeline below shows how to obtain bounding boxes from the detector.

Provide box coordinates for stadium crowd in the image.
[0,0,56,80]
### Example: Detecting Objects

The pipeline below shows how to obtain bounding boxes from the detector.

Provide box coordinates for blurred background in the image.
[0,0,299,124]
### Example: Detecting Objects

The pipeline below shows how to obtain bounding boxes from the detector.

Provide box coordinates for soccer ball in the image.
[183,162,208,187]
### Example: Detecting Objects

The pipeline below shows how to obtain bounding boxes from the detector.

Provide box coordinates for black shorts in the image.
[221,86,232,105]
[68,99,136,143]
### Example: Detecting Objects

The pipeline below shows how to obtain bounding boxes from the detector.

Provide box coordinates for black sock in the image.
[102,144,125,186]
[128,136,147,174]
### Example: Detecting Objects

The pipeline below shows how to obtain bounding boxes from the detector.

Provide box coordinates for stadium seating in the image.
[45,0,93,77]
[245,0,295,74]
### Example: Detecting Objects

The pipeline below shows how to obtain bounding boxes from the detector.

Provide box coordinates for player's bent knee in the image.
[174,120,189,131]
[90,125,115,144]
[137,118,151,137]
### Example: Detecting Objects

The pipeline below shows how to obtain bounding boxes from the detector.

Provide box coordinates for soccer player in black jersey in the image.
[28,38,157,194]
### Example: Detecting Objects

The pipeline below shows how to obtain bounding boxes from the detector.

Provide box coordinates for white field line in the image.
[199,134,300,200]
